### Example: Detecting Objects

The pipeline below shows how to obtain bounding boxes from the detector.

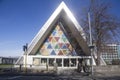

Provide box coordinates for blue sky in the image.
[0,0,120,57]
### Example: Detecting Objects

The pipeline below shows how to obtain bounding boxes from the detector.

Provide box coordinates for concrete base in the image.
[93,65,120,73]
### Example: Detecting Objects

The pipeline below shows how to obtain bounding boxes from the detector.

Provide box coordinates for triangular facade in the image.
[16,1,90,65]
[35,24,77,56]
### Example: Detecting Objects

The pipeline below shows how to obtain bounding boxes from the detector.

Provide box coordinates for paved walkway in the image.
[0,72,120,80]
[0,70,120,80]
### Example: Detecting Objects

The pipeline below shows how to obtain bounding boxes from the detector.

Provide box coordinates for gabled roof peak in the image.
[59,1,66,7]
[26,1,87,55]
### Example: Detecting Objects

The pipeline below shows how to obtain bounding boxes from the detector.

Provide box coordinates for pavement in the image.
[0,69,120,80]
[0,75,120,80]
[0,72,120,80]
[0,75,94,80]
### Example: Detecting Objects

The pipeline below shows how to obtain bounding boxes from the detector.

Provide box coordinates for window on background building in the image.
[104,54,106,59]
[107,55,110,60]
[110,54,112,59]
[115,55,118,59]
[113,55,115,59]
[105,53,107,59]
[117,45,120,59]
[109,55,110,60]
[103,55,106,59]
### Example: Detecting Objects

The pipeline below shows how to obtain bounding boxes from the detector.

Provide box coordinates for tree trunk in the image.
[97,50,101,65]
[96,40,101,66]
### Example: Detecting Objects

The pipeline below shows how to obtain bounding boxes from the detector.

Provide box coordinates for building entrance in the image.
[32,55,91,70]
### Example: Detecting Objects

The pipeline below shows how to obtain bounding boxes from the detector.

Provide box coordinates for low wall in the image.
[93,65,120,72]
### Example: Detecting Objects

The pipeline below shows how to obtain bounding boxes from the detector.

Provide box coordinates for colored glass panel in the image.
[51,50,56,55]
[56,25,60,30]
[58,50,63,55]
[66,43,70,48]
[47,44,52,49]
[62,44,67,49]
[52,30,56,36]
[41,50,49,56]
[58,31,63,35]
[54,37,60,41]
[62,34,66,38]
[62,50,67,54]
[59,43,63,48]
[62,37,67,42]
[48,37,52,41]
[35,24,77,56]
[51,38,56,43]
[55,44,60,49]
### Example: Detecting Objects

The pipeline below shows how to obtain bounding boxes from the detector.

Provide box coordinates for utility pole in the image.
[23,43,28,73]
[88,12,93,75]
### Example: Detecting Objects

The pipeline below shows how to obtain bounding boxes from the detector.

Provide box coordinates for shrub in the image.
[112,59,120,65]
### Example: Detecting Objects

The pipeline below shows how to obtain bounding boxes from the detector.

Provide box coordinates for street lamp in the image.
[88,12,94,75]
[23,43,28,73]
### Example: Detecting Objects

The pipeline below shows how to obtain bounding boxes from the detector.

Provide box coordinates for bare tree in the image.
[81,0,120,65]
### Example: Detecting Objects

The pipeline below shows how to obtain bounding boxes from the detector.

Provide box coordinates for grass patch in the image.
[0,64,14,68]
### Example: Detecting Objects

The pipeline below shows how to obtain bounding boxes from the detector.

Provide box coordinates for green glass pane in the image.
[62,37,67,42]
[55,44,60,49]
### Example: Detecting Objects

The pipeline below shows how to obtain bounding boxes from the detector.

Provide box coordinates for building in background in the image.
[101,43,120,64]
[0,57,18,64]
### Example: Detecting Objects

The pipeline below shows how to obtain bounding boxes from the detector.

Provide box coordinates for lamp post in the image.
[23,43,28,73]
[88,13,93,75]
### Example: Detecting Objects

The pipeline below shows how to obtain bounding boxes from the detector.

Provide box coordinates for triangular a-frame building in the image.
[16,1,92,69]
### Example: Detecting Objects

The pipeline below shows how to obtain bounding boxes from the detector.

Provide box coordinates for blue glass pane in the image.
[51,50,56,55]
[47,44,52,49]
